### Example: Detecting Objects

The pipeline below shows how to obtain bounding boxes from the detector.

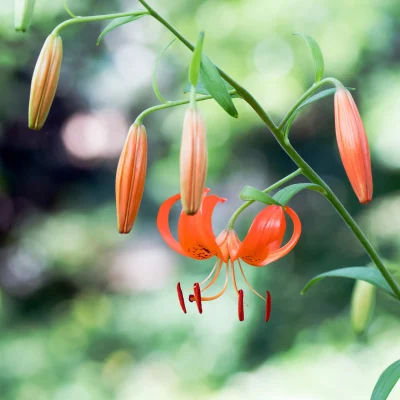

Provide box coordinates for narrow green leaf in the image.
[200,55,238,118]
[301,267,396,298]
[371,360,400,400]
[294,33,324,82]
[97,14,147,45]
[188,31,205,86]
[152,39,175,104]
[183,79,239,97]
[240,186,282,206]
[273,183,325,205]
[297,87,355,113]
[284,87,355,136]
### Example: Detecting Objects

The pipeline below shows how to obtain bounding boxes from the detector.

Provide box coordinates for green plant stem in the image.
[227,169,303,229]
[138,0,400,300]
[52,10,149,35]
[134,90,236,125]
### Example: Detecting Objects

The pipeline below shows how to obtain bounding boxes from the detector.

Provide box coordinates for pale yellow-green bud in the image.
[351,280,376,335]
[15,0,36,32]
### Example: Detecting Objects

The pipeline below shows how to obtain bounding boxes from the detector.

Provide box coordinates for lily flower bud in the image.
[15,0,36,32]
[29,33,63,131]
[116,124,147,234]
[180,108,208,215]
[334,87,373,204]
[351,280,376,335]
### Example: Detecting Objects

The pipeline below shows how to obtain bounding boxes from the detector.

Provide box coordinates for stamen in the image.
[238,289,244,321]
[265,290,272,322]
[230,260,240,296]
[188,294,194,302]
[202,259,223,292]
[176,282,187,314]
[194,282,203,313]
[199,259,219,286]
[201,263,230,301]
[238,260,266,301]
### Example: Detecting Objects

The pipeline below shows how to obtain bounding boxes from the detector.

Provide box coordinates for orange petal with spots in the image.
[178,194,225,260]
[233,206,285,264]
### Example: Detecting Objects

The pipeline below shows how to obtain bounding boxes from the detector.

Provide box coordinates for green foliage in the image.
[294,33,324,82]
[371,360,400,400]
[97,13,147,45]
[188,31,204,86]
[302,267,396,297]
[199,55,238,118]
[273,183,325,205]
[240,185,282,205]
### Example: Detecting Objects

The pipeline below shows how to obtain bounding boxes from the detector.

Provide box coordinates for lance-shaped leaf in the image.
[188,32,205,86]
[283,87,355,136]
[183,79,239,97]
[273,183,325,205]
[97,13,147,45]
[294,33,324,82]
[152,39,175,104]
[301,267,396,298]
[199,55,238,118]
[371,360,400,400]
[240,186,282,206]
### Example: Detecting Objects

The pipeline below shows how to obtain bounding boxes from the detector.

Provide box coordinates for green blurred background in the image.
[1,0,400,399]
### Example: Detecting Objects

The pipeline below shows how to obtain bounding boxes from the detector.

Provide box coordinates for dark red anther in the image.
[188,294,195,302]
[238,289,244,321]
[265,290,272,322]
[176,283,187,314]
[193,282,203,314]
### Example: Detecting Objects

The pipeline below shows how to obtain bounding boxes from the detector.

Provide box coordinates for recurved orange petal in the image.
[251,207,302,267]
[156,193,187,257]
[233,206,285,264]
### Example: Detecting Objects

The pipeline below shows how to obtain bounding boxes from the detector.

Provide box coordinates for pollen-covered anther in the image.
[193,282,203,314]
[176,282,187,314]
[265,291,272,322]
[238,289,244,321]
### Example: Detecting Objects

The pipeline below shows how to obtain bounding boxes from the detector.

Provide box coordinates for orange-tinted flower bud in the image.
[115,124,147,234]
[180,108,208,215]
[334,87,373,204]
[29,33,63,131]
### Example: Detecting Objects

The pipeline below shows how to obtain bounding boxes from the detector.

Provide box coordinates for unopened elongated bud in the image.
[15,0,36,32]
[29,33,63,131]
[351,280,376,335]
[180,108,207,215]
[116,124,147,234]
[334,87,373,204]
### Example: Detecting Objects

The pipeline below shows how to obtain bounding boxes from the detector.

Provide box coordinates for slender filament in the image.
[238,260,266,301]
[201,263,229,301]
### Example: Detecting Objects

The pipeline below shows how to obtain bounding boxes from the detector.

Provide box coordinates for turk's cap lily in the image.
[29,33,63,131]
[116,123,147,234]
[157,190,302,321]
[15,0,36,32]
[180,108,208,216]
[334,86,373,204]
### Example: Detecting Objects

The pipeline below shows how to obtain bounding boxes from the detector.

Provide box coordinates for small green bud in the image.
[15,0,36,32]
[351,280,376,335]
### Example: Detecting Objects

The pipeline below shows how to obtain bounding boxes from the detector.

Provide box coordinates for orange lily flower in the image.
[334,87,373,204]
[157,190,302,321]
